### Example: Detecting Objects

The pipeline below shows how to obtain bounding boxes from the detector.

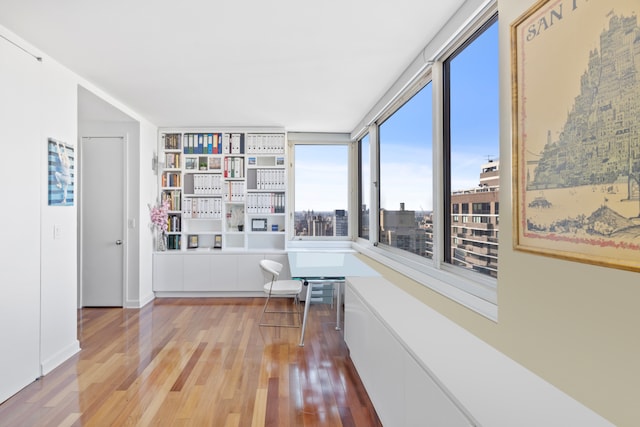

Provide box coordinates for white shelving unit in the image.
[157,129,287,252]
[153,128,288,293]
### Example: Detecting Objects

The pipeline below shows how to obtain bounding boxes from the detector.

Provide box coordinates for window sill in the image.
[351,241,498,322]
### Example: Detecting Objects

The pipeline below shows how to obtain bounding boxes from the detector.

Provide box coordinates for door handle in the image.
[116,240,123,245]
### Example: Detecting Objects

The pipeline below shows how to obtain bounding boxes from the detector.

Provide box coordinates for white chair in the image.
[259,259,303,328]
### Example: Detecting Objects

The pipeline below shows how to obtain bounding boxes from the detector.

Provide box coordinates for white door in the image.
[80,136,125,306]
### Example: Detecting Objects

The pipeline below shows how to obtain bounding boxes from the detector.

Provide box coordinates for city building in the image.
[451,160,499,277]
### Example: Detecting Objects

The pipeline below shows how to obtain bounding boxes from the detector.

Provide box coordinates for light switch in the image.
[53,224,62,239]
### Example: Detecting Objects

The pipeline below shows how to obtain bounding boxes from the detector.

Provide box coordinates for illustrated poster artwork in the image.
[48,138,75,206]
[512,0,640,271]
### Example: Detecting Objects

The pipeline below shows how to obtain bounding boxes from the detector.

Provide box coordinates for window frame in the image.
[358,133,370,240]
[352,6,499,320]
[287,133,354,245]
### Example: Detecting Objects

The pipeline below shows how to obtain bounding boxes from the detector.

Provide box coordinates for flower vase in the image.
[157,231,167,251]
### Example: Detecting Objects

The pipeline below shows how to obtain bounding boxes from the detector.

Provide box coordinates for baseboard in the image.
[41,340,81,376]
[125,292,156,308]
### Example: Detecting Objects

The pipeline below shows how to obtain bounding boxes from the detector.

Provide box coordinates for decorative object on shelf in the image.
[187,234,199,249]
[149,199,169,251]
[227,204,244,231]
[252,218,268,232]
[214,234,222,249]
[157,231,167,252]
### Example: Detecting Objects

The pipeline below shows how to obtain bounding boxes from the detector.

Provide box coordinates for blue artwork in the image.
[48,138,75,206]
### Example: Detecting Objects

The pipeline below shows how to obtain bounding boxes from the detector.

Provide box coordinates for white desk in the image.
[287,251,379,346]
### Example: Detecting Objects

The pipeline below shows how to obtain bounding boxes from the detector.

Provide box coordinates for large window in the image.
[378,83,433,258]
[357,12,499,312]
[293,144,349,238]
[445,17,499,278]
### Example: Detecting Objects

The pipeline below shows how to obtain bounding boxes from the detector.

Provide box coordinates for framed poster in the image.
[511,0,640,271]
[47,138,75,206]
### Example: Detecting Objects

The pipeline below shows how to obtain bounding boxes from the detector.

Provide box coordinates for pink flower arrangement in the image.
[150,199,170,232]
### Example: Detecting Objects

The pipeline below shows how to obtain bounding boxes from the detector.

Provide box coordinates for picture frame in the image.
[511,0,640,272]
[47,138,75,206]
[185,157,197,170]
[251,218,268,232]
[187,234,199,249]
[213,234,222,249]
[208,156,221,170]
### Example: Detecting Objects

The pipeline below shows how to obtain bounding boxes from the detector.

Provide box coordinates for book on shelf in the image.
[165,153,181,169]
[167,234,181,250]
[163,133,181,150]
[162,172,181,188]
[168,213,181,232]
[161,189,182,211]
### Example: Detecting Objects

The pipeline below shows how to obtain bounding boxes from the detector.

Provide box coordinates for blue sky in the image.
[295,20,499,213]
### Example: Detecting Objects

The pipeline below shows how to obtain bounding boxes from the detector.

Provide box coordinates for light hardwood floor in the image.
[0,298,381,427]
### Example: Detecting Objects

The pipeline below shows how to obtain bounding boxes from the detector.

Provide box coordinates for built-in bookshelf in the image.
[157,129,287,252]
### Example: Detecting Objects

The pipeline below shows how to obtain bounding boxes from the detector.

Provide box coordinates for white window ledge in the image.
[351,241,498,321]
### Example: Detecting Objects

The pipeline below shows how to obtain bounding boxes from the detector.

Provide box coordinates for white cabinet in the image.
[152,254,184,291]
[404,353,470,426]
[344,282,472,427]
[153,252,285,294]
[209,255,240,291]
[236,254,267,292]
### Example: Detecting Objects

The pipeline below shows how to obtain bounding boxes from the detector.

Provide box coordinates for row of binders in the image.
[183,197,223,219]
[246,192,285,214]
[182,133,245,155]
[224,181,245,202]
[255,169,285,190]
[223,157,244,178]
[192,174,223,195]
[246,134,285,154]
[162,172,181,188]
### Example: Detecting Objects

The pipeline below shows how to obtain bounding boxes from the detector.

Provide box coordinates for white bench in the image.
[344,276,613,427]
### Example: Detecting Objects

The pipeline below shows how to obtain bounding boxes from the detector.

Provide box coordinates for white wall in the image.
[0,24,157,402]
[0,26,43,403]
[39,50,82,374]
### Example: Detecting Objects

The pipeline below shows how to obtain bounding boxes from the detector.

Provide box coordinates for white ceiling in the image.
[0,0,466,132]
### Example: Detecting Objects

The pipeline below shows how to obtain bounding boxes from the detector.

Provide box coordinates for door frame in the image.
[78,135,128,307]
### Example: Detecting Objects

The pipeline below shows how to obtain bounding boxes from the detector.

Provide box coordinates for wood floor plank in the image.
[0,298,380,427]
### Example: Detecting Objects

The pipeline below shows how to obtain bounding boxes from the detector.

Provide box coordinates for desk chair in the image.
[259,259,303,328]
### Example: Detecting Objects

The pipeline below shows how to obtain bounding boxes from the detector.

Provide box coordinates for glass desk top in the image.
[287,251,380,279]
